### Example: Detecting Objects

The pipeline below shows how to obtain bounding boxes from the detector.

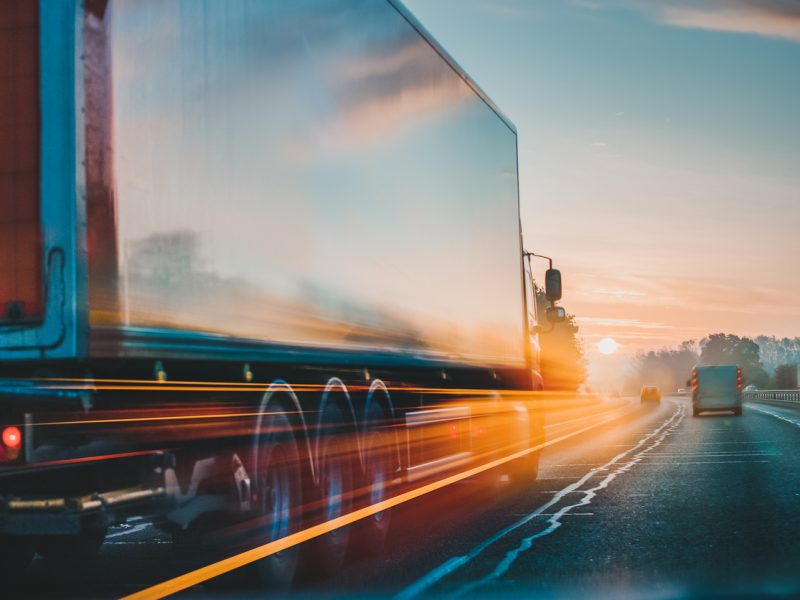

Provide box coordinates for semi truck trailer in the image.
[0,0,562,587]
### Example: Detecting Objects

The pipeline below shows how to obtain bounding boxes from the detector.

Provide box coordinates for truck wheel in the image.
[0,535,35,579]
[507,403,540,487]
[313,402,355,576]
[251,409,303,590]
[509,449,540,486]
[358,404,393,553]
[170,519,209,559]
[36,521,108,560]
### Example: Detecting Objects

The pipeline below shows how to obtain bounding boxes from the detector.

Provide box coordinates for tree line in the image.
[535,288,587,392]
[625,334,800,393]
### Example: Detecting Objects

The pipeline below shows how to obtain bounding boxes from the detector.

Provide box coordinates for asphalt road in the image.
[13,396,800,599]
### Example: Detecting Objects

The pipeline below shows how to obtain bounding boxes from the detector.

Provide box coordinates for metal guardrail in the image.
[744,390,800,404]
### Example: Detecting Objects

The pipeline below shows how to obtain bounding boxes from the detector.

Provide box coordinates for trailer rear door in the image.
[695,365,740,410]
[0,0,42,324]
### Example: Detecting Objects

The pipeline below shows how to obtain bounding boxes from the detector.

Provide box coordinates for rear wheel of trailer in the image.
[0,535,35,580]
[36,516,108,560]
[311,398,357,577]
[250,406,304,589]
[356,398,395,554]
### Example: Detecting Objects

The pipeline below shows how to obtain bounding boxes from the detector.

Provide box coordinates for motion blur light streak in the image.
[4,450,167,472]
[121,408,627,600]
[29,377,539,395]
[31,410,306,428]
[0,0,796,595]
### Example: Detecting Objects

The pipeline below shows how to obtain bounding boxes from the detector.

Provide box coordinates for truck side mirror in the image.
[546,306,567,323]
[545,268,562,302]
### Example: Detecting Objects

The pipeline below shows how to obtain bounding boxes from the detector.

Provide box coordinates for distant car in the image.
[743,384,758,392]
[677,388,688,395]
[640,386,661,403]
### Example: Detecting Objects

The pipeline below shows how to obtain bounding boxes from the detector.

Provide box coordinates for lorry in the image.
[0,0,564,587]
[691,365,743,417]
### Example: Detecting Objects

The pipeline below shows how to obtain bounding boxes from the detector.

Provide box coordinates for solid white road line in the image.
[452,402,686,598]
[749,404,800,429]
[396,402,685,600]
[638,460,770,465]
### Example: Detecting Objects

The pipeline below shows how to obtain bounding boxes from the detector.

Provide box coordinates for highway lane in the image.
[10,396,800,598]
[317,396,800,598]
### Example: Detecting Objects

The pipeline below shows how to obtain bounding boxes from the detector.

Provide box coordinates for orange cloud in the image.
[655,1,800,42]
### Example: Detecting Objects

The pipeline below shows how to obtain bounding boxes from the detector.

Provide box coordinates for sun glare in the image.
[598,337,619,355]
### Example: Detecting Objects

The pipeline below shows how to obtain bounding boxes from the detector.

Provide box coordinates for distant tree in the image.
[771,364,798,390]
[628,334,799,393]
[699,333,769,388]
[535,289,587,392]
[625,342,699,394]
[755,336,800,375]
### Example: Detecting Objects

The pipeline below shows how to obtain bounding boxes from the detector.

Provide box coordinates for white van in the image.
[691,365,743,417]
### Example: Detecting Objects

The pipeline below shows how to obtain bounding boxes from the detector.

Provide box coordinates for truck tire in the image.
[0,535,35,579]
[509,449,540,486]
[357,403,393,553]
[251,408,303,590]
[36,521,108,560]
[312,402,355,576]
[170,522,205,559]
[507,402,540,487]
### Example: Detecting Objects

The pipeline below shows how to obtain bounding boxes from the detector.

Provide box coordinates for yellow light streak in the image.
[32,410,307,428]
[23,393,622,429]
[122,411,625,600]
[25,377,581,398]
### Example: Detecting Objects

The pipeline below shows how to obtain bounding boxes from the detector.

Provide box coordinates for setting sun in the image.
[597,337,620,355]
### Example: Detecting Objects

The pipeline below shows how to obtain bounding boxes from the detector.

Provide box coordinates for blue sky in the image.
[404,0,800,360]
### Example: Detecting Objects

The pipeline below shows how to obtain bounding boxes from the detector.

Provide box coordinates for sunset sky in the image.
[404,0,800,371]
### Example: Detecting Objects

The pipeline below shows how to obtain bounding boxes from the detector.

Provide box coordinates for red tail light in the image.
[2,426,21,449]
[1,425,22,462]
[0,0,43,323]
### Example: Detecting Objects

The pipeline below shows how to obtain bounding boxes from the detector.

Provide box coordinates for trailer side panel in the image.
[90,0,526,368]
